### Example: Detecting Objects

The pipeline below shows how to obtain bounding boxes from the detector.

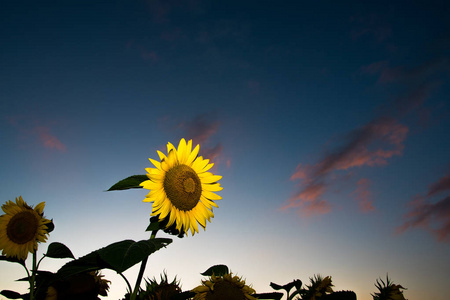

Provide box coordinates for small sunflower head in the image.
[193,272,257,300]
[140,272,182,300]
[140,138,223,236]
[372,275,407,300]
[0,196,52,260]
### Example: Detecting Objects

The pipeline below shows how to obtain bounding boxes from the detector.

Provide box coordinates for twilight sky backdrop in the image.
[1,1,449,299]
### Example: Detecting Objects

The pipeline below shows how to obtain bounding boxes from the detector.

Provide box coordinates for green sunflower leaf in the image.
[252,292,284,300]
[200,264,229,276]
[55,238,172,279]
[98,238,172,273]
[107,175,148,191]
[0,256,26,267]
[0,290,23,299]
[45,242,75,259]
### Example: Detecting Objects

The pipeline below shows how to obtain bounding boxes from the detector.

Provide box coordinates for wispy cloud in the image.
[397,173,450,242]
[177,113,225,167]
[34,126,67,152]
[5,115,67,152]
[283,117,407,216]
[180,113,220,146]
[353,178,376,213]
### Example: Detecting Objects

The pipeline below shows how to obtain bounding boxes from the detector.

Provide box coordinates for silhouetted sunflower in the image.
[0,196,51,260]
[192,273,257,300]
[45,271,110,300]
[140,272,182,300]
[140,138,223,235]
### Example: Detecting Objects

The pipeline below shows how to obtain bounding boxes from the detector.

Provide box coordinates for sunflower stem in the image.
[29,251,37,300]
[130,230,158,300]
[119,272,133,295]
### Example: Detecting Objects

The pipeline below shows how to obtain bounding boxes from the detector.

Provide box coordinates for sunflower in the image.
[140,138,223,235]
[192,273,257,300]
[45,271,110,300]
[139,272,182,300]
[0,196,52,260]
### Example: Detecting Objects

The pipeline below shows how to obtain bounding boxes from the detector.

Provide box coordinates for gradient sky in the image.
[1,1,449,299]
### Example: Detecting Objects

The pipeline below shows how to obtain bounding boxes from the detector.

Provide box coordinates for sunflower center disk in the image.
[206,281,246,300]
[163,164,202,211]
[6,211,39,244]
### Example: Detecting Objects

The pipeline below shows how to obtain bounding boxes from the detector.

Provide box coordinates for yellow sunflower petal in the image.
[149,158,163,171]
[199,173,223,183]
[202,190,222,200]
[177,138,187,164]
[186,144,199,166]
[157,150,167,161]
[202,183,223,192]
[34,202,45,215]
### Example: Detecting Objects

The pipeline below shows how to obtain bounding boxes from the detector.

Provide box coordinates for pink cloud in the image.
[298,200,332,217]
[314,118,408,176]
[177,114,224,167]
[34,126,67,152]
[427,175,450,197]
[397,174,450,242]
[361,58,450,85]
[290,163,308,181]
[226,159,231,168]
[283,117,407,217]
[353,178,376,213]
[5,116,67,152]
[180,113,220,146]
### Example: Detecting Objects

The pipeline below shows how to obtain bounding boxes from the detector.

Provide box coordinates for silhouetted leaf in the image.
[270,280,302,295]
[45,242,75,259]
[107,175,148,191]
[99,238,172,273]
[200,265,229,276]
[55,238,172,279]
[252,292,284,300]
[0,290,23,299]
[0,256,25,267]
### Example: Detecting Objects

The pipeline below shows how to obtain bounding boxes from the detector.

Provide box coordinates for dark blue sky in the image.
[1,1,449,299]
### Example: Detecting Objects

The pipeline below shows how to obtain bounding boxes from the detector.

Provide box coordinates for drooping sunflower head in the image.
[0,196,52,260]
[140,138,223,236]
[192,273,257,300]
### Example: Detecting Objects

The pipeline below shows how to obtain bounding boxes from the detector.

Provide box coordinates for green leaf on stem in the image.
[99,238,172,273]
[107,175,148,191]
[0,290,23,299]
[45,242,75,259]
[55,238,172,279]
[200,265,229,276]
